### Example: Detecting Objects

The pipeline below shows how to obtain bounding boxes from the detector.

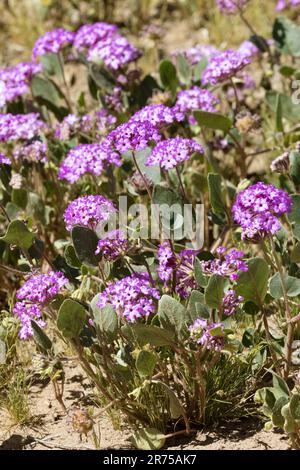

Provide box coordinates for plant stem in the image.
[175,166,187,200]
[131,151,153,200]
[270,238,294,379]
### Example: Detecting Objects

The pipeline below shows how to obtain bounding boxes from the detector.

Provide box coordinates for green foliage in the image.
[57,299,87,338]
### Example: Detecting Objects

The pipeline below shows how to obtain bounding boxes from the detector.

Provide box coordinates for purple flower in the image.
[32,28,75,60]
[173,86,219,125]
[95,229,129,261]
[58,143,121,184]
[202,49,251,86]
[0,62,42,106]
[146,137,204,170]
[74,22,118,52]
[13,141,48,163]
[276,0,300,11]
[0,113,45,142]
[232,182,293,241]
[158,242,198,298]
[104,119,161,154]
[216,0,250,14]
[13,302,45,340]
[87,35,141,70]
[130,104,181,128]
[96,273,160,322]
[222,289,243,316]
[201,246,248,281]
[189,318,225,350]
[104,86,123,113]
[238,40,260,60]
[17,271,68,304]
[64,195,116,231]
[0,153,10,165]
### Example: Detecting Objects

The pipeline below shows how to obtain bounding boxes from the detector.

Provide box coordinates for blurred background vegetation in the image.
[0,0,279,65]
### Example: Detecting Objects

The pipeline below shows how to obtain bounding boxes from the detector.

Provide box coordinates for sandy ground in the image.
[0,362,290,451]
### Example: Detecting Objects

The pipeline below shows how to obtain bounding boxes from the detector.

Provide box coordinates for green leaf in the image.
[291,243,300,263]
[193,111,232,133]
[272,373,290,397]
[159,60,178,95]
[11,189,28,210]
[152,380,185,419]
[57,299,86,338]
[270,272,300,299]
[136,350,157,378]
[91,294,118,340]
[158,295,187,334]
[40,53,62,77]
[272,396,289,428]
[0,220,34,249]
[266,92,300,124]
[89,63,115,92]
[153,183,182,207]
[132,148,161,185]
[121,324,175,347]
[31,76,60,105]
[131,427,165,450]
[275,93,284,133]
[176,53,192,85]
[273,16,300,57]
[205,274,227,309]
[194,258,208,287]
[31,320,52,351]
[64,244,81,269]
[290,151,300,186]
[235,258,269,306]
[187,290,209,321]
[194,57,208,82]
[207,173,226,214]
[288,194,300,223]
[290,393,300,420]
[71,225,100,266]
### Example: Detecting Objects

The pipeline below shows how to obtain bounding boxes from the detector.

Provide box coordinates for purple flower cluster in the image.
[173,86,219,125]
[88,35,141,71]
[216,0,250,14]
[14,270,68,340]
[73,22,118,52]
[13,141,48,163]
[146,137,204,170]
[232,182,293,241]
[202,49,251,86]
[104,86,123,112]
[276,0,300,11]
[222,289,243,316]
[95,230,129,261]
[64,195,116,231]
[0,62,42,106]
[58,143,121,184]
[157,242,198,298]
[0,153,10,165]
[13,302,45,341]
[32,28,75,60]
[105,119,161,154]
[201,246,248,281]
[130,104,182,128]
[0,113,45,142]
[17,271,68,304]
[96,272,160,322]
[189,318,225,351]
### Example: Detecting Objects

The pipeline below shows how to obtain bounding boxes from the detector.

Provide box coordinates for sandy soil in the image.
[0,362,290,451]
